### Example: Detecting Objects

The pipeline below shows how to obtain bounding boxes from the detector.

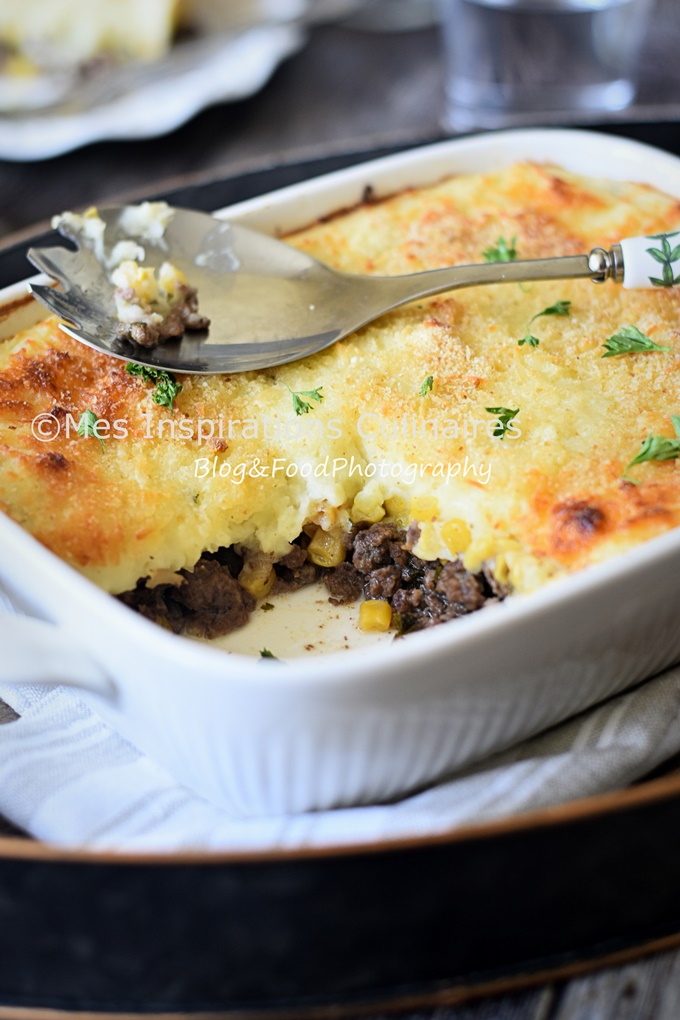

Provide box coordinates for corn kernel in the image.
[410,496,439,521]
[315,504,338,529]
[350,493,385,524]
[307,527,346,568]
[384,496,409,526]
[158,261,187,297]
[112,260,159,304]
[5,54,38,77]
[493,553,510,585]
[238,563,275,599]
[462,536,496,573]
[441,518,472,556]
[413,522,441,560]
[136,266,159,302]
[359,599,392,632]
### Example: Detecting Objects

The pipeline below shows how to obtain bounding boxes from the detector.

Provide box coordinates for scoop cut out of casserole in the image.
[2,160,680,641]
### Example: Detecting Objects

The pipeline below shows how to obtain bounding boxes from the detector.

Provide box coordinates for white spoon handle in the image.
[620,232,680,289]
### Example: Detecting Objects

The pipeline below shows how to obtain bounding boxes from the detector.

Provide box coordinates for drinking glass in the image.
[439,0,654,129]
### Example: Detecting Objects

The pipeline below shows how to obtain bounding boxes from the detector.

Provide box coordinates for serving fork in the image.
[27,205,679,375]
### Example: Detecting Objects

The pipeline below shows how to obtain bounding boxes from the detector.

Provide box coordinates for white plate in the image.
[0,24,302,161]
[2,128,680,816]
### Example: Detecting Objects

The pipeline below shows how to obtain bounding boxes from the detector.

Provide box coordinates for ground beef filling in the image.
[117,541,322,639]
[271,540,318,594]
[325,521,508,632]
[118,550,254,639]
[116,283,210,349]
[118,523,508,638]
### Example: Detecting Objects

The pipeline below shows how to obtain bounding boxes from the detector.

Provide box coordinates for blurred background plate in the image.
[0,25,304,162]
[0,0,368,162]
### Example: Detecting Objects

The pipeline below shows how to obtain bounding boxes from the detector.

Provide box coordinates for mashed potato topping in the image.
[3,162,680,612]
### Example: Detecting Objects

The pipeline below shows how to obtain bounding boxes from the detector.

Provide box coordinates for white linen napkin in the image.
[2,659,680,851]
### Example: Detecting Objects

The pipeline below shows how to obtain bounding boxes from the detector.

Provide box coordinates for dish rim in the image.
[2,125,680,686]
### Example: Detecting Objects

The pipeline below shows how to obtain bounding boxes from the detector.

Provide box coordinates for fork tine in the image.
[28,284,83,329]
[27,246,80,288]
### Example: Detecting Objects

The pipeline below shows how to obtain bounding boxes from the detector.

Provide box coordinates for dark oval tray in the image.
[2,777,680,1016]
[2,124,680,1016]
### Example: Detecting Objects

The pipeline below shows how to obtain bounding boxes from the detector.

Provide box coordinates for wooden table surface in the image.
[2,6,680,1016]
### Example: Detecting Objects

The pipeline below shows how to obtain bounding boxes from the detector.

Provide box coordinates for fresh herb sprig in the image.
[486,405,520,440]
[260,648,278,659]
[419,375,434,396]
[516,300,571,349]
[529,300,572,323]
[483,235,517,263]
[77,409,105,452]
[126,363,183,411]
[624,414,680,481]
[286,385,324,416]
[601,324,669,358]
[393,611,417,637]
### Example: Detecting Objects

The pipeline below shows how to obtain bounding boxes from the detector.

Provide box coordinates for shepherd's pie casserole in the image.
[2,162,680,638]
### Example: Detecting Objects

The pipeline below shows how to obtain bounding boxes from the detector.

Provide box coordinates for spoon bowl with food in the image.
[27,201,676,375]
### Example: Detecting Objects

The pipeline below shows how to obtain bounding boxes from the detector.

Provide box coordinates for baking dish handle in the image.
[0,614,115,698]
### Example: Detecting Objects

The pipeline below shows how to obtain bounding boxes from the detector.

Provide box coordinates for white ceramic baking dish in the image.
[2,128,680,817]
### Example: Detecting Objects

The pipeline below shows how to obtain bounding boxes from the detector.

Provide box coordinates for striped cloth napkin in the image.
[2,663,680,851]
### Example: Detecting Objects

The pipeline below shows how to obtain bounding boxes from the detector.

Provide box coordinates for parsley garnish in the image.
[77,409,105,452]
[486,405,520,440]
[419,375,434,396]
[483,236,517,263]
[260,603,275,612]
[286,385,324,416]
[260,648,278,659]
[517,300,571,350]
[624,415,680,481]
[392,611,417,637]
[126,363,183,411]
[529,300,572,323]
[602,324,670,358]
[153,373,183,411]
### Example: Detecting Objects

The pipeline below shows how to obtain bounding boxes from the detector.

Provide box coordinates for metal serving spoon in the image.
[27,205,676,375]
